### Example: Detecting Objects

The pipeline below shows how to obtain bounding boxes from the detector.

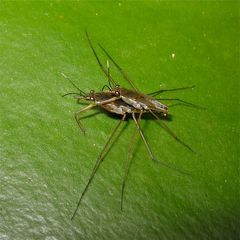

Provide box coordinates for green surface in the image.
[0,1,239,240]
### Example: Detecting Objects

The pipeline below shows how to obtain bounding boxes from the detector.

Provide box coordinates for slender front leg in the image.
[75,104,96,135]
[98,96,120,105]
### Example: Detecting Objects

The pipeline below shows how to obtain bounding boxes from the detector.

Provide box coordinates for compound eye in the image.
[90,96,95,101]
[115,91,120,97]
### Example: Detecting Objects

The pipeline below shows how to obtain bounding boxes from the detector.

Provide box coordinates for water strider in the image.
[63,89,131,220]
[63,81,190,220]
[64,32,198,219]
[85,31,196,152]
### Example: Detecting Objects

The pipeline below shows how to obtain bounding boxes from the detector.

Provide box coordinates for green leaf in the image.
[1,1,238,239]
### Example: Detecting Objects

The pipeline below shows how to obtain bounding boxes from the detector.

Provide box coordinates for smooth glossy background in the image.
[0,1,239,239]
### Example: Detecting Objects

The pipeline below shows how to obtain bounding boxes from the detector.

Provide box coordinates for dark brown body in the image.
[77,91,135,115]
[112,87,168,116]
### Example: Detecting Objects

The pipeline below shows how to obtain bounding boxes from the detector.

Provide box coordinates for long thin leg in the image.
[132,111,155,160]
[120,116,140,210]
[61,72,87,96]
[71,114,126,220]
[168,103,195,108]
[98,44,139,91]
[156,98,205,109]
[132,112,191,175]
[85,30,117,87]
[75,96,120,133]
[148,86,195,96]
[149,110,195,153]
[75,104,96,134]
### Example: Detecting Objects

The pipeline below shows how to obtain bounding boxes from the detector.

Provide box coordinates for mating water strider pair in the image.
[63,31,199,220]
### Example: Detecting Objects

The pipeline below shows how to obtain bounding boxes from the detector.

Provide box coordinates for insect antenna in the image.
[68,79,86,97]
[148,86,195,96]
[62,92,82,97]
[71,115,126,220]
[98,43,138,91]
[85,30,117,88]
[60,72,87,97]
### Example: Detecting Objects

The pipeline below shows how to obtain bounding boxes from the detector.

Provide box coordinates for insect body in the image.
[77,91,134,115]
[72,90,134,131]
[71,89,154,160]
[112,86,168,116]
